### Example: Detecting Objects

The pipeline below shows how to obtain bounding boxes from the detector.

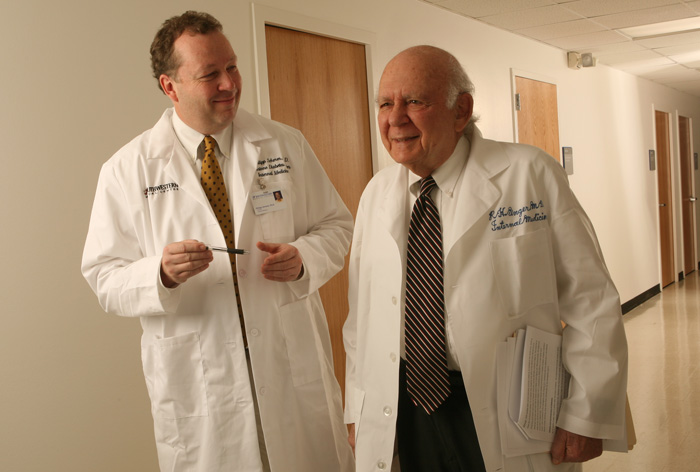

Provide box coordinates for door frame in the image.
[654,107,679,286]
[678,114,696,275]
[252,3,379,172]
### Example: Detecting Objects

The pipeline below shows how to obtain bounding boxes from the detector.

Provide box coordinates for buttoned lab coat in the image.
[343,127,628,472]
[82,108,354,472]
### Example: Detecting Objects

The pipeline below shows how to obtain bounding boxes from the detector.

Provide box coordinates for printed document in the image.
[496,325,570,457]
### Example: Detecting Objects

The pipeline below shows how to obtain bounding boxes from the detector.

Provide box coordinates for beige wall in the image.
[2,0,699,469]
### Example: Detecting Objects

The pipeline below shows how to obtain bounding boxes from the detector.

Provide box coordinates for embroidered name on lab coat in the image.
[488,200,547,231]
[257,157,291,178]
[144,182,179,198]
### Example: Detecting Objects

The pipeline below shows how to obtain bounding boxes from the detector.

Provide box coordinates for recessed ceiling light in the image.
[618,17,700,39]
[669,50,700,64]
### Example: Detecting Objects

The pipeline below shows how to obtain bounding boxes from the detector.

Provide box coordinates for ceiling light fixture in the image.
[618,17,700,39]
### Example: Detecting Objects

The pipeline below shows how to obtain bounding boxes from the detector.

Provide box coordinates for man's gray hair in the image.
[444,52,478,135]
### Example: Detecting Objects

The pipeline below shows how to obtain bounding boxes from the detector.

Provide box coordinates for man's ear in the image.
[454,92,473,134]
[160,74,178,102]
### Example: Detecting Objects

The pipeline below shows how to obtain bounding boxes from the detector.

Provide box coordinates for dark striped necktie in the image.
[405,175,451,414]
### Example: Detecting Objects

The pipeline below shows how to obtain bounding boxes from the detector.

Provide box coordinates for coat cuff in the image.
[344,386,365,424]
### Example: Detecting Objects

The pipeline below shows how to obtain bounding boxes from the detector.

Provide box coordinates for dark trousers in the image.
[397,360,486,472]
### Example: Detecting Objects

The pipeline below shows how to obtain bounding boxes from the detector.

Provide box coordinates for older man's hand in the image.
[550,428,603,465]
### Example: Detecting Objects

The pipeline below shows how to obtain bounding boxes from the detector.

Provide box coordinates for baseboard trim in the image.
[621,285,661,315]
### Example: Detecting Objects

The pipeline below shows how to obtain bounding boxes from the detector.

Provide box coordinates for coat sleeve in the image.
[81,162,181,318]
[287,134,353,299]
[546,160,628,441]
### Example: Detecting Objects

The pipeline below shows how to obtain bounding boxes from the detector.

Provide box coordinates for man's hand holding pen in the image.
[160,240,213,288]
[160,239,302,287]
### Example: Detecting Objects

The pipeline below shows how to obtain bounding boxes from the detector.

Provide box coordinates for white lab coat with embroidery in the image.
[343,127,627,472]
[82,108,354,472]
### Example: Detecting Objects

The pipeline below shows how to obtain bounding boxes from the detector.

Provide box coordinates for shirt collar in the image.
[171,111,233,163]
[408,136,470,197]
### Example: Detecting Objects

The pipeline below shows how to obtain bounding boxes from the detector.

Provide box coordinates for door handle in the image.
[690,197,697,202]
[660,203,667,207]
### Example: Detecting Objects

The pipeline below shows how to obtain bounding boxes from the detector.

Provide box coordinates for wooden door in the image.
[679,116,696,275]
[515,76,560,161]
[265,25,373,393]
[656,110,675,287]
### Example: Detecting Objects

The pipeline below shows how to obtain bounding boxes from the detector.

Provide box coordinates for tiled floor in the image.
[584,271,700,472]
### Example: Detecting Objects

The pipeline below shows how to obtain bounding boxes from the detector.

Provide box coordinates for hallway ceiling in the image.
[420,0,700,97]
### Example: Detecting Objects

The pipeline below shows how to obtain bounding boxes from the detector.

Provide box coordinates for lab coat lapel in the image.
[150,110,212,212]
[444,130,509,258]
[378,167,409,257]
[166,147,211,210]
[231,110,274,244]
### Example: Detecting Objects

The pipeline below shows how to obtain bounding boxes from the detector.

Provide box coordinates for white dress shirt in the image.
[171,111,234,180]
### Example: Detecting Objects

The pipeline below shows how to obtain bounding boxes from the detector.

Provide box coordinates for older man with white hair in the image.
[343,45,627,472]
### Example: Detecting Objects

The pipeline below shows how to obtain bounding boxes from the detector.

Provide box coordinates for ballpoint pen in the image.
[206,245,250,255]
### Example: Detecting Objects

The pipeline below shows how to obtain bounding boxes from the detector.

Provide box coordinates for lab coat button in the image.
[391,296,397,305]
[383,406,392,416]
[389,353,397,362]
[250,328,260,337]
[377,461,387,470]
[239,269,247,278]
[259,386,267,396]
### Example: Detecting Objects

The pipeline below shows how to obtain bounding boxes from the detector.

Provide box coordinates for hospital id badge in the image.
[251,189,287,215]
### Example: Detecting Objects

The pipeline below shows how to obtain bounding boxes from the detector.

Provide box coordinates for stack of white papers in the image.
[496,326,570,457]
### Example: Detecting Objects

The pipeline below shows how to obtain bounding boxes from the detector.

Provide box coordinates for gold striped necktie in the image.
[201,136,246,345]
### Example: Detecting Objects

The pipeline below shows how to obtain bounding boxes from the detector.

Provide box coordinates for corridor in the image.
[585,272,700,471]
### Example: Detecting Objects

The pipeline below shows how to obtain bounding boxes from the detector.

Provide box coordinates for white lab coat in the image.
[82,108,354,472]
[343,127,628,472]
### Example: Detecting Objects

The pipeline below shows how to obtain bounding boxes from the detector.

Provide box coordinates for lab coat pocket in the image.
[490,228,556,319]
[257,180,295,243]
[149,332,209,419]
[279,299,323,386]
